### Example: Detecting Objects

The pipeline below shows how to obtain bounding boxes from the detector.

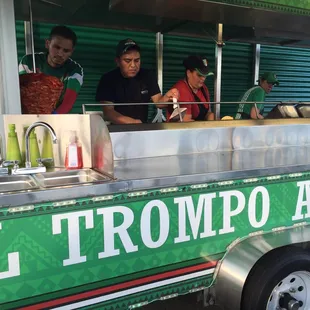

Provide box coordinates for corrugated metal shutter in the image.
[260,45,310,113]
[162,34,215,117]
[20,22,157,116]
[16,21,25,60]
[221,42,254,117]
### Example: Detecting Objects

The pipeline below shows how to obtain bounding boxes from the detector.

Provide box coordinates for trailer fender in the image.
[213,223,310,310]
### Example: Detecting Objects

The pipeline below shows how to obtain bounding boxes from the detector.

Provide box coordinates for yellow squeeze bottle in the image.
[29,129,40,167]
[41,128,54,167]
[6,124,22,164]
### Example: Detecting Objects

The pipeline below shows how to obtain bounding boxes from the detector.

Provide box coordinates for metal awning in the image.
[13,0,310,48]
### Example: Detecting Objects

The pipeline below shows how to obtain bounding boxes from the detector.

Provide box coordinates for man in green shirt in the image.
[19,25,83,114]
[235,72,279,120]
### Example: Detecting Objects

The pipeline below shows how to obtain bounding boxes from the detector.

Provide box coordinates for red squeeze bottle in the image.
[65,131,83,170]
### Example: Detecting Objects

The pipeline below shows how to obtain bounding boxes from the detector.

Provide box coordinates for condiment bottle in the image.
[6,124,22,164]
[64,131,83,170]
[29,129,40,167]
[41,128,54,167]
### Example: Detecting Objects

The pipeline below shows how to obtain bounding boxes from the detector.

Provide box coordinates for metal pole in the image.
[214,23,223,120]
[253,44,261,85]
[152,32,166,123]
[28,0,36,73]
[0,0,21,114]
[156,32,163,93]
[24,21,33,55]
[0,48,4,115]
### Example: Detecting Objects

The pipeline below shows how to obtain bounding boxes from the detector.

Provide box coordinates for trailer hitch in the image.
[279,292,301,310]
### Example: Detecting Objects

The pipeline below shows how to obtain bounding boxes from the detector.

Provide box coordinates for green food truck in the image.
[1,1,310,310]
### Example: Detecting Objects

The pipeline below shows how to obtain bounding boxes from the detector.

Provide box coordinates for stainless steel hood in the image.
[110,0,310,45]
[13,0,310,48]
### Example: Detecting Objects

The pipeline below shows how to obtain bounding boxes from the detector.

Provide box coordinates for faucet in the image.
[25,121,57,168]
[12,121,57,175]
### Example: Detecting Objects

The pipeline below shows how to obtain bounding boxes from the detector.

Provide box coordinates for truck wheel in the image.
[241,247,310,310]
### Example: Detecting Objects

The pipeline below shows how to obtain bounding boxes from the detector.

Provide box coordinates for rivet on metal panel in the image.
[190,184,209,189]
[160,293,178,300]
[218,181,234,186]
[8,205,35,213]
[160,187,179,193]
[128,191,148,197]
[227,238,241,251]
[129,301,149,309]
[272,226,287,232]
[243,178,259,183]
[52,200,76,207]
[248,230,264,237]
[293,222,307,227]
[92,195,114,202]
[189,287,206,293]
[267,175,281,180]
[289,173,303,178]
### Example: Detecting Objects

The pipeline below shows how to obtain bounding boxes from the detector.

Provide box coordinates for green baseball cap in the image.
[260,72,279,85]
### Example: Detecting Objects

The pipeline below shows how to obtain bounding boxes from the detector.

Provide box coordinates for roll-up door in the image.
[221,42,253,117]
[260,45,310,113]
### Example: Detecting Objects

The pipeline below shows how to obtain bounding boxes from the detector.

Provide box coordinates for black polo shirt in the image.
[95,68,161,123]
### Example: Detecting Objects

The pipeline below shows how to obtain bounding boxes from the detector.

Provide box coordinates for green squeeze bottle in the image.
[29,129,41,167]
[41,128,54,167]
[6,124,22,164]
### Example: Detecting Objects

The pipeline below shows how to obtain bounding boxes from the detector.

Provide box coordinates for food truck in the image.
[2,1,310,310]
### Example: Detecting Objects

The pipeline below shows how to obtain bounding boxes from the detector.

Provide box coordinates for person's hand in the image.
[130,119,142,124]
[165,88,179,101]
[206,112,215,121]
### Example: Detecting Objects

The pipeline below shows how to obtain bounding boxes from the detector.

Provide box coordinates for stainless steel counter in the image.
[1,145,310,208]
[2,120,310,208]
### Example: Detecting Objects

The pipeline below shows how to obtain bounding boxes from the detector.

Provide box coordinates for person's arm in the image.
[95,74,141,124]
[103,104,142,124]
[203,85,215,121]
[250,106,264,119]
[182,113,195,122]
[206,111,215,120]
[249,89,265,119]
[151,88,180,108]
[18,55,33,75]
[146,71,179,108]
[54,64,84,114]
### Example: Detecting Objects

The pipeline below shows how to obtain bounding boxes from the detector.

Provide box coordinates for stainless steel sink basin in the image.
[33,169,110,188]
[0,175,39,193]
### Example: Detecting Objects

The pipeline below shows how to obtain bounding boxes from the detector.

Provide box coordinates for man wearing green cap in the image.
[235,72,279,120]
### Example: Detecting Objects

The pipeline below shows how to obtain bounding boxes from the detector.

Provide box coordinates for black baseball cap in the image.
[116,38,141,57]
[183,55,214,77]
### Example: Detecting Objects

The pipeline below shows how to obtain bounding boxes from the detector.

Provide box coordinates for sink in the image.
[33,169,111,188]
[0,175,39,193]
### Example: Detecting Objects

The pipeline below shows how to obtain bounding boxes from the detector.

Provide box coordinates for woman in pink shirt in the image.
[167,55,215,122]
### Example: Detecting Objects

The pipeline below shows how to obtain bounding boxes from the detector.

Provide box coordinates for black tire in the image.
[241,246,310,310]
